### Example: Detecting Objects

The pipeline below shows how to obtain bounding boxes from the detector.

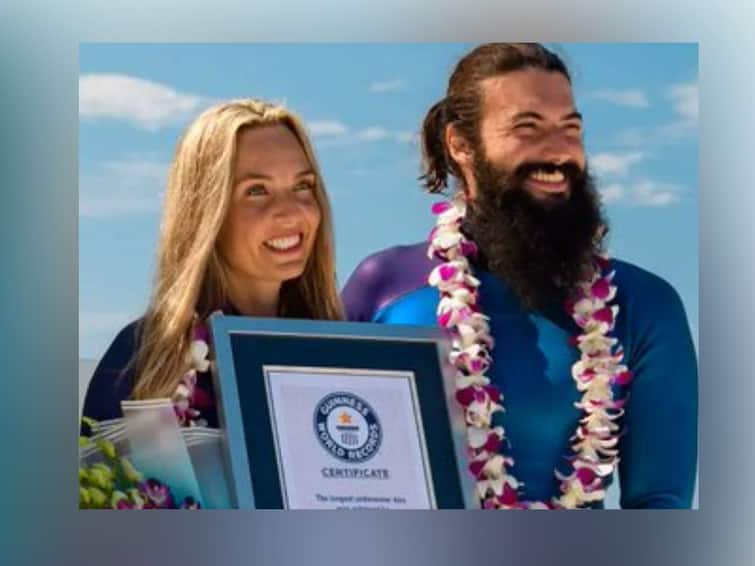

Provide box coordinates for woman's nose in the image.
[271,195,302,225]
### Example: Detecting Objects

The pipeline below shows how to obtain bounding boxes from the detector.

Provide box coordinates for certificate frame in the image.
[263,365,437,509]
[209,314,479,509]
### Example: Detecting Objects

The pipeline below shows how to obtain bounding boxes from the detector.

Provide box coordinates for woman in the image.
[82,99,343,430]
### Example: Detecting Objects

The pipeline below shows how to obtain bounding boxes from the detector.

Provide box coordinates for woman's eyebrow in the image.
[235,168,315,183]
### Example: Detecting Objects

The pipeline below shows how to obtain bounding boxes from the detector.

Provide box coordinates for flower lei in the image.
[172,320,213,427]
[427,193,633,509]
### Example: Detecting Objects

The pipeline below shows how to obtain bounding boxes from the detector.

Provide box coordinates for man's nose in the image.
[540,133,575,165]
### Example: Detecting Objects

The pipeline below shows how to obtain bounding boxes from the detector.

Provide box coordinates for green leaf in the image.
[81,416,99,434]
[127,488,146,509]
[110,491,129,509]
[88,465,115,492]
[88,487,108,508]
[92,463,114,481]
[79,486,91,508]
[119,457,143,484]
[95,438,117,461]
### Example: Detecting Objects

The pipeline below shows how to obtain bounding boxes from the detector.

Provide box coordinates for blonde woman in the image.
[82,99,343,430]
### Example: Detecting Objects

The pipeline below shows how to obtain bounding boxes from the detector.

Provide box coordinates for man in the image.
[341,43,697,509]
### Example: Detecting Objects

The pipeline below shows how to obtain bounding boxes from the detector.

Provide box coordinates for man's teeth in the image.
[529,169,565,183]
[266,234,301,250]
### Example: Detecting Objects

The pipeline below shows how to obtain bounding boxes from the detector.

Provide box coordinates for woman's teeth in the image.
[265,234,301,251]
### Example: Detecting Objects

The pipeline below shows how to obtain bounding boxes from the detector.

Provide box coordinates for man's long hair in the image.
[420,43,570,194]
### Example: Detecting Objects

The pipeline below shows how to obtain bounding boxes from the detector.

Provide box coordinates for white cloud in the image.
[667,82,698,122]
[357,127,416,143]
[591,88,650,108]
[658,81,698,140]
[393,130,417,144]
[613,81,698,146]
[600,183,625,204]
[615,122,697,146]
[311,122,412,144]
[80,158,167,218]
[357,126,391,141]
[369,79,406,93]
[100,159,166,179]
[632,180,681,206]
[307,120,350,137]
[590,151,646,177]
[79,73,208,131]
[657,119,697,139]
[598,179,682,207]
[613,127,647,147]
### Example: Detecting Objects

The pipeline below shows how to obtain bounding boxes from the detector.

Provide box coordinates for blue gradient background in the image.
[2,1,753,565]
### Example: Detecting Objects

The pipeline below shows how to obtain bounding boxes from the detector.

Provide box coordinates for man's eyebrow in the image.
[562,111,583,122]
[509,110,583,122]
[511,111,545,122]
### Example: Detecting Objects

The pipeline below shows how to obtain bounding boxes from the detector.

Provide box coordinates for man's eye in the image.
[515,123,537,131]
[245,185,268,196]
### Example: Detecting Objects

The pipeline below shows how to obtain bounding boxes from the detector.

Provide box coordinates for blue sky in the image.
[79,43,698,360]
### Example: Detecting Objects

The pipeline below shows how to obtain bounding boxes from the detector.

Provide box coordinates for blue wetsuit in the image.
[342,242,697,508]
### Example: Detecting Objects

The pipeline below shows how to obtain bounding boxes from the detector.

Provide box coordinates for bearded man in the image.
[341,43,697,509]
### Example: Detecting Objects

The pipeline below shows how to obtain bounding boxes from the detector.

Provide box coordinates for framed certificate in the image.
[209,315,478,509]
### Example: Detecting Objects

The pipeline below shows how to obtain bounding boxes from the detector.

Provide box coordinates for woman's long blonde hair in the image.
[132,99,343,400]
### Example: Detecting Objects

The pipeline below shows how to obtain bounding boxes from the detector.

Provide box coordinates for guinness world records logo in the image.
[314,392,382,463]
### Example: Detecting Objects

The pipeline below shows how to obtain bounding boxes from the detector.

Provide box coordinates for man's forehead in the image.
[479,70,576,119]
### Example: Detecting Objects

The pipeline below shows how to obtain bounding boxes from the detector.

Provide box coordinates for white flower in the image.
[576,331,617,356]
[456,316,493,349]
[467,426,489,449]
[466,425,504,450]
[450,286,475,306]
[428,259,469,288]
[574,371,611,393]
[456,374,491,389]
[437,202,466,224]
[432,230,462,250]
[477,477,504,499]
[465,398,502,428]
[573,297,602,319]
[174,383,191,399]
[189,339,210,372]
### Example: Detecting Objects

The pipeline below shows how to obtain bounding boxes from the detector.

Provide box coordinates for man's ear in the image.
[445,123,479,198]
[445,123,474,170]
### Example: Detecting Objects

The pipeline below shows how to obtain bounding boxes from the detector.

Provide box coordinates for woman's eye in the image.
[245,184,268,197]
[294,181,315,192]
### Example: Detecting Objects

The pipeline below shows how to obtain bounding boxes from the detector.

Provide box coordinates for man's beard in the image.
[463,155,607,311]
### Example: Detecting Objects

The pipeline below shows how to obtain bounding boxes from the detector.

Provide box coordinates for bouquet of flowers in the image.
[78,400,230,510]
[79,417,202,509]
